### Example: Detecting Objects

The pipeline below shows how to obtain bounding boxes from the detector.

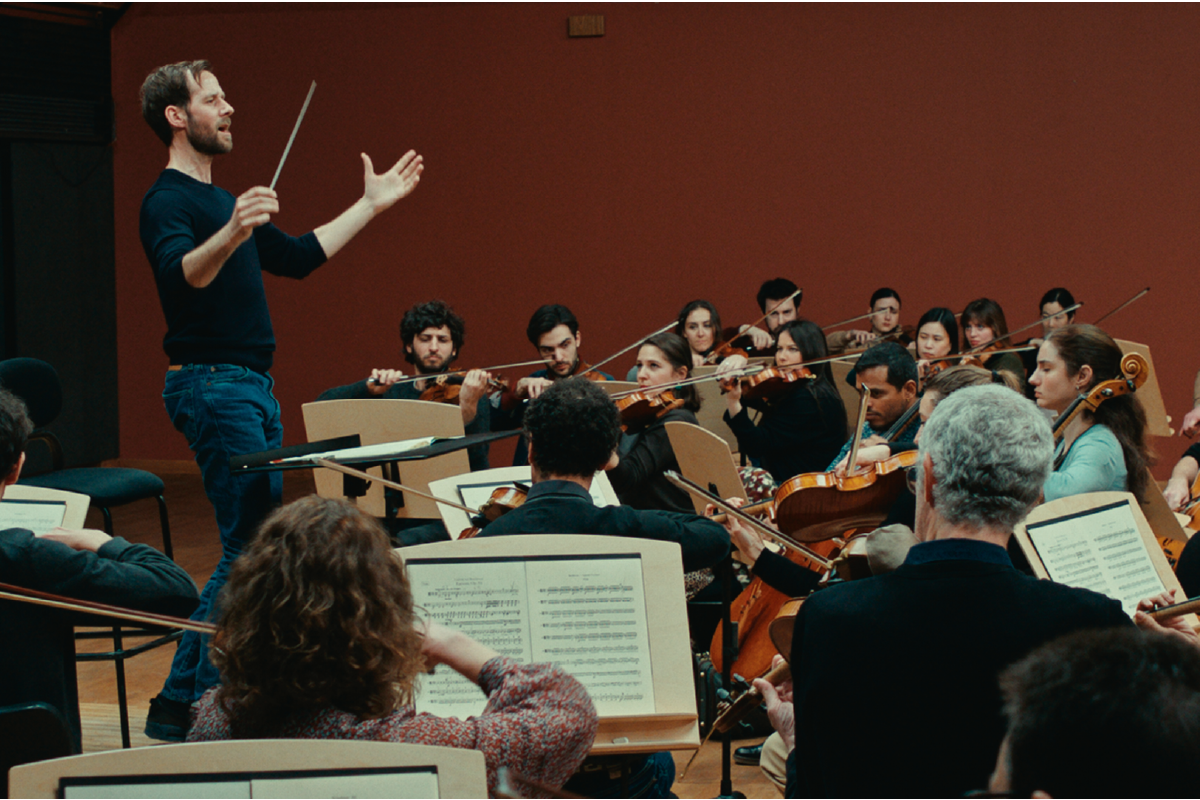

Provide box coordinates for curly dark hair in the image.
[140,60,211,147]
[852,341,918,390]
[1046,324,1153,501]
[525,304,579,345]
[400,300,465,366]
[212,496,424,736]
[525,377,621,478]
[0,389,32,479]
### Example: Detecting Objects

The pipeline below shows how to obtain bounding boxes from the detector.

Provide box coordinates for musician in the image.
[1020,287,1076,391]
[1029,324,1151,503]
[723,319,847,485]
[961,297,1026,389]
[317,300,491,471]
[768,385,1132,797]
[725,277,801,354]
[1160,443,1200,597]
[139,60,421,739]
[187,496,598,796]
[912,306,959,383]
[478,377,727,797]
[989,628,1200,797]
[826,287,911,355]
[608,332,702,514]
[480,378,729,572]
[676,299,735,367]
[0,389,199,751]
[826,341,919,470]
[496,304,612,466]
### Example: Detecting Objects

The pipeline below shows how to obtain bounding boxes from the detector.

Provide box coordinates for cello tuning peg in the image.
[731,673,751,691]
[715,688,732,702]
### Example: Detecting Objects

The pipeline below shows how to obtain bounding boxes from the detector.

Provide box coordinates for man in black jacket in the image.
[0,389,198,751]
[478,377,728,574]
[759,385,1133,797]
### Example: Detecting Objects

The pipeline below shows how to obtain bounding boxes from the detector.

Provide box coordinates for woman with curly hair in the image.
[186,495,598,796]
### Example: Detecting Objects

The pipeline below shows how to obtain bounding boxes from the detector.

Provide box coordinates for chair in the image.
[0,358,179,749]
[9,739,488,798]
[0,702,75,799]
[0,358,173,558]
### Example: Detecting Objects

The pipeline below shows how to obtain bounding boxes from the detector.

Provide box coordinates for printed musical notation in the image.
[409,555,655,718]
[1027,500,1166,617]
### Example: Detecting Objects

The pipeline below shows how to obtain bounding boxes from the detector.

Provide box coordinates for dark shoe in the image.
[144,694,190,742]
[733,742,764,766]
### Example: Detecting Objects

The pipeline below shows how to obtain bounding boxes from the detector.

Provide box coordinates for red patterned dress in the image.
[188,657,598,798]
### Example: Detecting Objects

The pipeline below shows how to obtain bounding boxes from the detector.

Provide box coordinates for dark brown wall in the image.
[111,4,1200,474]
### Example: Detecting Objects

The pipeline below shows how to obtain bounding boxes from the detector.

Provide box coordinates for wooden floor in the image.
[74,470,780,798]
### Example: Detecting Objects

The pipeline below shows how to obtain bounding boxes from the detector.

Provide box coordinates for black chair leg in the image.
[100,506,114,537]
[113,626,131,749]
[156,495,173,561]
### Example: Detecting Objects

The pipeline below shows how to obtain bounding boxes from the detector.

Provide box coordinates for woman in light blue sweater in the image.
[1029,324,1151,503]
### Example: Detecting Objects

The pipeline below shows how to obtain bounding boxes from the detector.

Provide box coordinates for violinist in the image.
[477,377,727,798]
[676,299,738,367]
[723,319,847,486]
[961,297,1026,390]
[1163,442,1200,597]
[317,300,491,471]
[1020,287,1076,391]
[495,304,613,465]
[1029,324,1151,503]
[826,341,919,470]
[0,388,199,749]
[825,287,912,354]
[607,332,701,514]
[723,278,800,355]
[912,306,959,384]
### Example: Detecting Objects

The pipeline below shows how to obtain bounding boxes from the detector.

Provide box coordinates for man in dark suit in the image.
[758,385,1133,798]
[478,376,728,574]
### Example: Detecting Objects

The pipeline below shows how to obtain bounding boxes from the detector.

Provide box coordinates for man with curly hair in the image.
[318,300,491,472]
[477,376,728,798]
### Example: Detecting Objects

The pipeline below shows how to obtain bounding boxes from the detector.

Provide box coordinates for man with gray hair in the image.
[773,385,1131,797]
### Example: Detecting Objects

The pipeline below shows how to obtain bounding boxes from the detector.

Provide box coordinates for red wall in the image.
[111,4,1200,475]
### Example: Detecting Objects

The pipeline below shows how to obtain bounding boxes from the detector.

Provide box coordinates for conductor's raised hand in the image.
[227,186,278,246]
[361,150,424,216]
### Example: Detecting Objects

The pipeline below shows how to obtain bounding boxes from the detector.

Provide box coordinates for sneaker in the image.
[144,694,191,742]
[733,742,764,766]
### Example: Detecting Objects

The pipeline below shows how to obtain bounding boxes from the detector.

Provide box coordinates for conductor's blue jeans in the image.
[158,365,283,704]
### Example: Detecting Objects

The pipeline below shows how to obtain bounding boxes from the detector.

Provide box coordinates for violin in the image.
[727,365,816,402]
[712,287,803,361]
[458,483,529,540]
[576,361,611,382]
[614,389,686,429]
[419,373,509,405]
[703,339,749,365]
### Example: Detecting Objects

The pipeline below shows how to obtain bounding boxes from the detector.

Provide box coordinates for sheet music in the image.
[1027,501,1166,617]
[410,555,654,718]
[0,499,67,535]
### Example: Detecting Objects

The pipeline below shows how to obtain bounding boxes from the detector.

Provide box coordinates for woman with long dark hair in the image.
[187,496,598,795]
[607,331,702,513]
[913,307,959,385]
[1029,324,1151,502]
[723,318,847,485]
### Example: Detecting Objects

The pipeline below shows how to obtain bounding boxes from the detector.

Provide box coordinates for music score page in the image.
[409,555,655,718]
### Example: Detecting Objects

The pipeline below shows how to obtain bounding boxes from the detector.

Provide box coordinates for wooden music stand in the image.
[426,466,619,539]
[302,399,470,519]
[1115,339,1173,437]
[8,739,487,798]
[400,535,699,756]
[0,484,89,530]
[830,359,862,438]
[1013,491,1199,630]
[1139,467,1193,545]
[664,421,747,514]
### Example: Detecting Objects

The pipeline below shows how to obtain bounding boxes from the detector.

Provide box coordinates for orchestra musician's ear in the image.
[1074,364,1093,391]
[902,379,919,403]
[2,452,25,489]
[163,103,189,136]
[921,453,935,506]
